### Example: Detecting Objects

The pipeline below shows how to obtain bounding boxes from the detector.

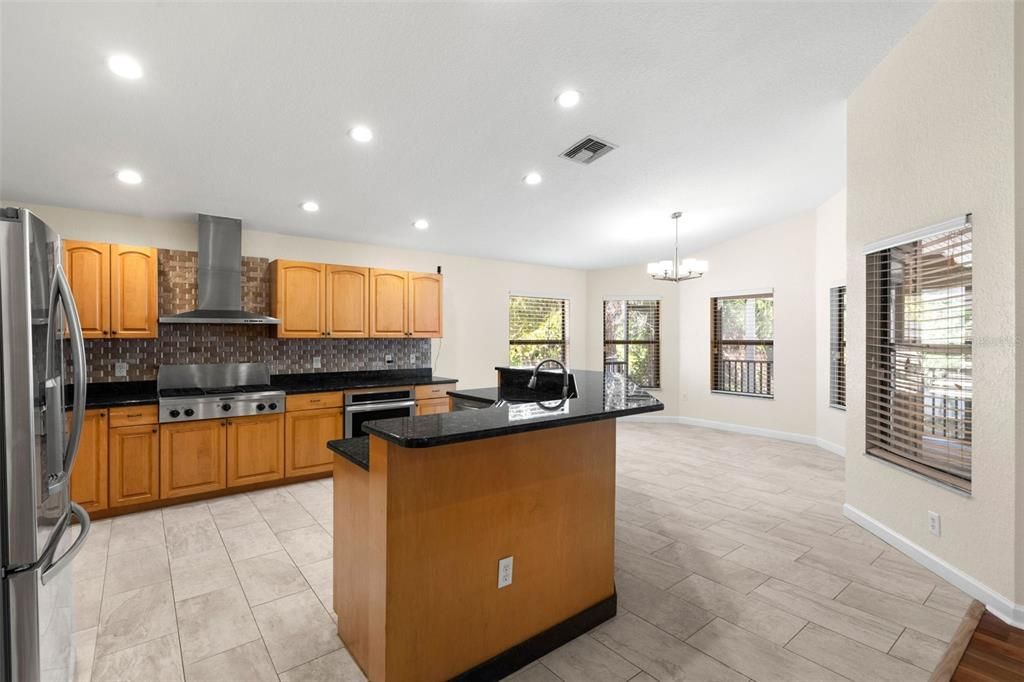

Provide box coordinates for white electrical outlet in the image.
[928,511,941,536]
[312,356,322,369]
[409,352,416,363]
[115,361,128,377]
[498,556,513,589]
[385,353,394,364]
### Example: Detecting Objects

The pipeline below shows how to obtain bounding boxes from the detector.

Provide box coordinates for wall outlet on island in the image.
[498,556,513,589]
[115,361,128,377]
[928,511,941,536]
[385,353,394,364]
[312,356,322,369]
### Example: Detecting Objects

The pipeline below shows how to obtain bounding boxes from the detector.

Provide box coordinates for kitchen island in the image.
[328,369,662,680]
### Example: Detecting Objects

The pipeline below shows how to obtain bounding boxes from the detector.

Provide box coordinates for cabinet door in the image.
[369,269,408,337]
[416,398,451,416]
[69,409,108,513]
[109,424,160,507]
[408,272,443,338]
[159,420,226,499]
[63,241,110,338]
[272,260,325,338]
[110,245,158,339]
[325,265,369,338]
[285,407,342,477]
[226,414,285,487]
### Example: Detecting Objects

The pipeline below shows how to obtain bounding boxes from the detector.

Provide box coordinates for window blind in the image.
[711,294,774,397]
[829,285,847,409]
[603,299,660,388]
[865,220,972,491]
[508,295,567,367]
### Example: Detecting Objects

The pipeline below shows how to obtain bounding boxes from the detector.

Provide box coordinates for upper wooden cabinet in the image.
[69,409,108,513]
[369,269,409,337]
[326,265,369,338]
[272,261,442,339]
[272,260,325,338]
[63,240,158,339]
[408,272,443,338]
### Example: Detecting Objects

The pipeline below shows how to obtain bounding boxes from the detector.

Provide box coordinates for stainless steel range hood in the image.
[159,214,280,325]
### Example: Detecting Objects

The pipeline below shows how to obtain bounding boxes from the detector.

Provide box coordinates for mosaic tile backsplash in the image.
[80,249,431,382]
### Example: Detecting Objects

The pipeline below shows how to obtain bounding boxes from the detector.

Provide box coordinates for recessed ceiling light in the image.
[523,172,543,186]
[556,90,581,108]
[301,201,320,213]
[348,125,374,143]
[412,219,429,230]
[107,54,143,80]
[115,169,142,185]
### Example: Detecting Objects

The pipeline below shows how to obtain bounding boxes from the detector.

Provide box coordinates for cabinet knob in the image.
[111,330,118,335]
[152,428,157,433]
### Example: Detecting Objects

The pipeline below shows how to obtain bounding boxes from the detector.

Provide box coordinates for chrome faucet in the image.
[528,358,569,399]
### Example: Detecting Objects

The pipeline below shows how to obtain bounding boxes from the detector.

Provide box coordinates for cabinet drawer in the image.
[415,383,456,400]
[108,405,159,428]
[416,397,450,416]
[287,392,343,412]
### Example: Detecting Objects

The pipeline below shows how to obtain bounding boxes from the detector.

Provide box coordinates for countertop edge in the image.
[327,436,370,471]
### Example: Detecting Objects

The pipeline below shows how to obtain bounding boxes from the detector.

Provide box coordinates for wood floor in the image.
[70,421,975,681]
[953,612,1024,681]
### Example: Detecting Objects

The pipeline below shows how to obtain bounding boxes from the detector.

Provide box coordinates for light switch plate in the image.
[385,354,394,364]
[115,361,128,377]
[928,511,941,536]
[498,556,513,589]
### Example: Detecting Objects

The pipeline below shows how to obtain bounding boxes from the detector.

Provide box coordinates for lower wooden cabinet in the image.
[109,424,160,507]
[285,407,342,477]
[160,419,227,499]
[416,398,451,416]
[70,409,108,513]
[227,414,286,487]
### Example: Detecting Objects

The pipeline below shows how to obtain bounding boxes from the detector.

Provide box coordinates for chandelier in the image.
[646,211,709,282]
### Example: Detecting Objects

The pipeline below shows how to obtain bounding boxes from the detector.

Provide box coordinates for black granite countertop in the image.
[327,436,370,471]
[362,369,662,448]
[68,369,458,409]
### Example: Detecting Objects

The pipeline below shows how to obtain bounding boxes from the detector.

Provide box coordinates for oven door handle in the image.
[345,400,417,413]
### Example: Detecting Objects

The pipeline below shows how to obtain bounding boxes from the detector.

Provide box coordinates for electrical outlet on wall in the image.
[385,353,394,364]
[928,511,941,536]
[312,356,322,369]
[498,556,513,588]
[409,352,417,364]
[115,361,128,377]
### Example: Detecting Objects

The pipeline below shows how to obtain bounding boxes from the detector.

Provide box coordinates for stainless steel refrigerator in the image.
[0,207,90,681]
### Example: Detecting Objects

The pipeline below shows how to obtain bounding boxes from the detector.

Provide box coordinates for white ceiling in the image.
[1,2,930,269]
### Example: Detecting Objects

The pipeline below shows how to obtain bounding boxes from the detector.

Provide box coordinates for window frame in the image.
[829,285,847,410]
[507,294,569,368]
[602,298,661,389]
[710,292,775,398]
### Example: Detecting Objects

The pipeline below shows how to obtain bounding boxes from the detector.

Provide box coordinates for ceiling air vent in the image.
[560,135,617,165]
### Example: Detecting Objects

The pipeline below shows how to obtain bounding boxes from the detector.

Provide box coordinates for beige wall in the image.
[9,201,589,391]
[815,190,848,452]
[846,0,1019,603]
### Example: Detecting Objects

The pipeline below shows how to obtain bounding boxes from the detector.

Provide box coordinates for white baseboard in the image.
[844,503,1024,628]
[622,414,845,457]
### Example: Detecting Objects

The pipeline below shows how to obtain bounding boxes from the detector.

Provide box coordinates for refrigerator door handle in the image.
[40,502,90,585]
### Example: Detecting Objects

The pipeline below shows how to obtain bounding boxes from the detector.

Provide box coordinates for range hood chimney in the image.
[159,214,280,325]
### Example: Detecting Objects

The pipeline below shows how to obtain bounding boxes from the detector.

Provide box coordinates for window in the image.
[830,285,847,409]
[508,295,567,367]
[603,299,660,388]
[711,293,774,397]
[865,218,972,491]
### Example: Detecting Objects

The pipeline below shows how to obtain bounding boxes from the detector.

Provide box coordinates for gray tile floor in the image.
[71,422,971,681]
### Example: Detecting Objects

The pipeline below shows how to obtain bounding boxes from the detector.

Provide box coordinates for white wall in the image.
[8,201,589,391]
[815,190,847,453]
[846,0,1020,607]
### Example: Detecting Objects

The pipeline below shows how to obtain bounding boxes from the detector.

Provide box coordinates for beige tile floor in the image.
[70,422,972,681]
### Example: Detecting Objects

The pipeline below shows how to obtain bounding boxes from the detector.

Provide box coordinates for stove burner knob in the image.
[184,408,195,417]
[169,409,181,418]
[221,404,232,412]
[268,403,278,411]
[256,403,266,411]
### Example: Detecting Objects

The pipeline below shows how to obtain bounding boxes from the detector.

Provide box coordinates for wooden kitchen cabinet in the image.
[369,269,408,337]
[63,241,110,339]
[160,419,226,499]
[408,272,443,338]
[416,398,450,416]
[109,424,160,507]
[110,245,158,338]
[285,407,342,476]
[272,260,325,338]
[63,240,158,339]
[226,414,286,487]
[69,409,108,513]
[326,265,370,337]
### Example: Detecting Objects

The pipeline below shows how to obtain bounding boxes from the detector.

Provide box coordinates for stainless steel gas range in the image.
[157,362,286,424]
